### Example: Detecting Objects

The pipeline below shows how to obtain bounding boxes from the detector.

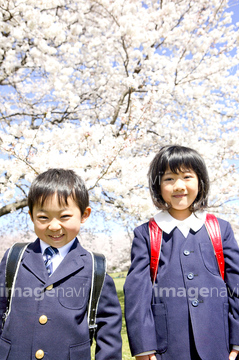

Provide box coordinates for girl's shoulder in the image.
[210,215,232,231]
[209,215,236,242]
[134,220,150,236]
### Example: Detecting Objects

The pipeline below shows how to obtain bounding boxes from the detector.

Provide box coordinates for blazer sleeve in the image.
[220,219,239,346]
[0,250,8,333]
[94,273,122,360]
[124,223,158,356]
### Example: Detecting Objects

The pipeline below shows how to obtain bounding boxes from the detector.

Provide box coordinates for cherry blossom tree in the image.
[0,0,239,236]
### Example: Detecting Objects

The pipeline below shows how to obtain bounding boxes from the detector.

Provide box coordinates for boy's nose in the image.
[48,219,61,231]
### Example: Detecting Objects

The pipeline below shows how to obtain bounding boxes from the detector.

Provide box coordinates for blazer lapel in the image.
[21,238,87,286]
[21,239,48,284]
[45,239,87,285]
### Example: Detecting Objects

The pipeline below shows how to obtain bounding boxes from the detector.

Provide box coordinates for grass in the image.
[110,272,134,360]
[91,271,134,360]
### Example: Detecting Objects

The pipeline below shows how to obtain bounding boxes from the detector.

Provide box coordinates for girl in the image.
[124,145,239,360]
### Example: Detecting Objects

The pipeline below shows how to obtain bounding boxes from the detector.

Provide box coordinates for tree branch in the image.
[110,89,130,124]
[0,198,28,217]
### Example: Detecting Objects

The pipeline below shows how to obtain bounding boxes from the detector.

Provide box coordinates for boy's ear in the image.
[28,210,33,222]
[81,207,91,224]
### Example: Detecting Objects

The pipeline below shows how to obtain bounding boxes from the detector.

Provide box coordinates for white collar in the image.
[40,238,76,258]
[153,210,207,238]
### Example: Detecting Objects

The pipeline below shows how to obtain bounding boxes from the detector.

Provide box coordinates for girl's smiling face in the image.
[160,167,199,220]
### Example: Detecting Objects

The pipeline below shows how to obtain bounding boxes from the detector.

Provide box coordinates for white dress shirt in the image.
[40,238,76,275]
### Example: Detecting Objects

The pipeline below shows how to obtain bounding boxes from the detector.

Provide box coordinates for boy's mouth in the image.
[49,234,64,239]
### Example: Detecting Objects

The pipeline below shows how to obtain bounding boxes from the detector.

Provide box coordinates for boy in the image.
[0,168,122,360]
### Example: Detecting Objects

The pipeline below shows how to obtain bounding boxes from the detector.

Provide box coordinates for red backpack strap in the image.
[149,218,163,284]
[205,213,225,280]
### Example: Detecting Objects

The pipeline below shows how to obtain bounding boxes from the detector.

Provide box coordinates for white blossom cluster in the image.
[0,0,239,233]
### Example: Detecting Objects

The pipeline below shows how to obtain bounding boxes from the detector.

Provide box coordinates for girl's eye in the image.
[184,174,193,179]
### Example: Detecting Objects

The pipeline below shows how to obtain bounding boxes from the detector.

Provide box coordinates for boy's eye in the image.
[61,214,71,219]
[38,216,48,220]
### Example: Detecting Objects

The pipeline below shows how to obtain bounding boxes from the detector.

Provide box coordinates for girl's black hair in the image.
[28,168,89,216]
[148,145,210,212]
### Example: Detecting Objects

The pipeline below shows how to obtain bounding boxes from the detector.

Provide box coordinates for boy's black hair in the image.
[28,168,89,216]
[148,145,210,212]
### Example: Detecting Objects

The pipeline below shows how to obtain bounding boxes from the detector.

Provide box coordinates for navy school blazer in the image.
[0,238,122,360]
[124,217,239,360]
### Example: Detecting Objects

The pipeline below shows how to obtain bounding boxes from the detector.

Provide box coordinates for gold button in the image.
[46,284,53,290]
[39,315,48,325]
[35,349,44,359]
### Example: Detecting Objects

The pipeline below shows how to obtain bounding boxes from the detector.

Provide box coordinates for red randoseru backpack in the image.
[149,213,225,284]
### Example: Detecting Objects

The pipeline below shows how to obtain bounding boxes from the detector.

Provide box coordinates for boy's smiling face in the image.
[29,193,91,248]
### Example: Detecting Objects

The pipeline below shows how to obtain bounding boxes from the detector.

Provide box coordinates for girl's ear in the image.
[81,207,91,224]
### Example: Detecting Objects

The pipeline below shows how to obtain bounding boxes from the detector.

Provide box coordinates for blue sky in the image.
[228,1,239,22]
[0,1,238,235]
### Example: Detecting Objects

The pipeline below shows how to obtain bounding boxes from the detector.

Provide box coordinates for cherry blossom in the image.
[0,0,238,236]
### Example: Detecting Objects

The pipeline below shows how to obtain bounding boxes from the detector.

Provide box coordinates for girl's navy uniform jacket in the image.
[0,238,122,360]
[124,216,239,360]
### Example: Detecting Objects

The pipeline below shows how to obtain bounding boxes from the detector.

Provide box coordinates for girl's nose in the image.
[48,219,61,231]
[173,179,186,191]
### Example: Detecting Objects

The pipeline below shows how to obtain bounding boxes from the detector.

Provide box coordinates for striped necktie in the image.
[44,246,58,276]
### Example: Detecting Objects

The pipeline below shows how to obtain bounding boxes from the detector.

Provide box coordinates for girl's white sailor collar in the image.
[153,210,207,238]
